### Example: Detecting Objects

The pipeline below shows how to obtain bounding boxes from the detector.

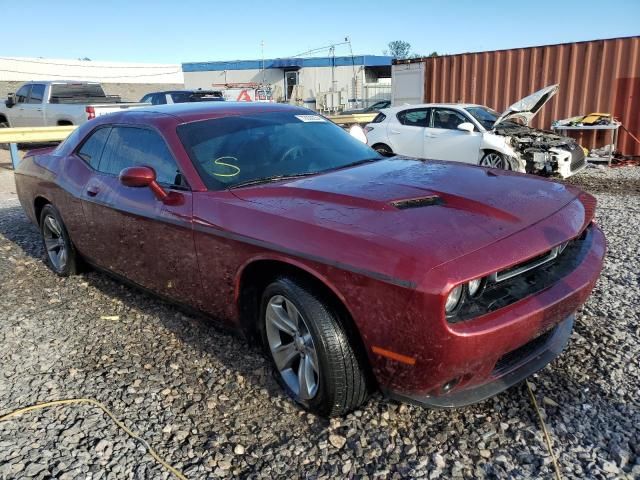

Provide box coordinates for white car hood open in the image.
[493,84,559,128]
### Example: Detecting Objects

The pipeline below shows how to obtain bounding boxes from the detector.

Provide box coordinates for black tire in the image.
[373,143,394,157]
[39,204,79,276]
[259,277,369,417]
[0,121,9,150]
[479,151,509,170]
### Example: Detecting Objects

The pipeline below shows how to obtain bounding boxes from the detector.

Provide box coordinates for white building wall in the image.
[184,65,366,102]
[184,68,285,99]
[298,65,362,100]
[0,56,184,84]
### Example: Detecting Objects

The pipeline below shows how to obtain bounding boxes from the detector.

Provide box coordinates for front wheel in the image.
[373,144,394,157]
[39,204,79,276]
[260,277,370,416]
[0,121,9,150]
[479,151,509,170]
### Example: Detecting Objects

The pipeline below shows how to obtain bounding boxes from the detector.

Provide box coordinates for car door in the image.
[388,108,430,158]
[59,126,112,257]
[81,125,202,305]
[19,84,47,126]
[422,107,483,164]
[8,85,32,127]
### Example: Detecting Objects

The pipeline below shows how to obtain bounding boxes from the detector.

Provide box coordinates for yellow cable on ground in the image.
[526,382,562,480]
[0,398,187,480]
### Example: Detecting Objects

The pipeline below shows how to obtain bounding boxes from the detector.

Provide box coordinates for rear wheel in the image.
[39,205,79,276]
[373,143,394,157]
[260,277,369,416]
[480,151,509,169]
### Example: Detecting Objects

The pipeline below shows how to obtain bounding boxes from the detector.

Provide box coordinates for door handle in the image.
[86,186,100,197]
[389,129,401,134]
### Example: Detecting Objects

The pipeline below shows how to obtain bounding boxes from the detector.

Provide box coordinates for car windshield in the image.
[177,111,382,190]
[465,106,500,130]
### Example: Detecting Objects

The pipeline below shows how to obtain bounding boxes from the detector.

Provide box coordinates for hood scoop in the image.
[390,195,443,210]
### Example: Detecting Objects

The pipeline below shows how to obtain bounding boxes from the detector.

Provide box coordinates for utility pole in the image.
[330,45,336,93]
[346,35,358,107]
[261,40,265,86]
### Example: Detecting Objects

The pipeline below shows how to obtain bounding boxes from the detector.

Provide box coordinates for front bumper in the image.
[372,218,605,407]
[388,315,574,407]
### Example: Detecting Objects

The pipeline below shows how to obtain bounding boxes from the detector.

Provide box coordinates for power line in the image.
[0,57,178,69]
[0,68,182,79]
[290,41,351,58]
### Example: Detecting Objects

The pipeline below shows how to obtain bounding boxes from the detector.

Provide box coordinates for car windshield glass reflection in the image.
[177,112,382,190]
[465,106,500,130]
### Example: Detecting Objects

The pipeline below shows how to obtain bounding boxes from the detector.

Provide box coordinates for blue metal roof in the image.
[182,55,392,72]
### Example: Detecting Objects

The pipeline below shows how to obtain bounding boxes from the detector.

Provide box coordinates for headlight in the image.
[445,285,463,313]
[467,278,483,297]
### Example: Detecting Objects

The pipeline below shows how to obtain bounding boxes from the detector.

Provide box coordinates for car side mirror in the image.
[457,122,475,133]
[5,94,15,108]
[120,165,156,187]
[119,166,184,205]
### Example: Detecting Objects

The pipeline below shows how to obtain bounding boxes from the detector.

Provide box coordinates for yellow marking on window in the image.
[212,156,241,177]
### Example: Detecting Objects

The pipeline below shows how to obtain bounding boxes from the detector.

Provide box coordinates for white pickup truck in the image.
[0,81,148,128]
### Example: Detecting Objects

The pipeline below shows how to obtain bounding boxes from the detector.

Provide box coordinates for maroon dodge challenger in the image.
[14,103,605,416]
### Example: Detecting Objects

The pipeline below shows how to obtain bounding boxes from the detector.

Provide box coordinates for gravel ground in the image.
[0,154,638,479]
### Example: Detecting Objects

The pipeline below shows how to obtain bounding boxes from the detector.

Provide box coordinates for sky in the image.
[1,0,638,64]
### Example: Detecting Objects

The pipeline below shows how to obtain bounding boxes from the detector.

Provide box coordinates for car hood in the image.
[231,158,581,272]
[493,84,559,128]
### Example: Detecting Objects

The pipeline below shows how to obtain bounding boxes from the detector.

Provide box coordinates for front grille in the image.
[447,225,593,323]
[493,326,556,375]
[494,243,566,282]
[570,146,586,172]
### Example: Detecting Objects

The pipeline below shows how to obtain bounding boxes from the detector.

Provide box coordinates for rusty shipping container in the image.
[394,36,640,156]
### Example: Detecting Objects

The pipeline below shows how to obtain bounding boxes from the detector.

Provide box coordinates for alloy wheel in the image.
[42,215,67,271]
[265,295,320,400]
[481,153,505,169]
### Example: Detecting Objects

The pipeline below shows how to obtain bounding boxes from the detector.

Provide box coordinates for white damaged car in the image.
[364,85,586,178]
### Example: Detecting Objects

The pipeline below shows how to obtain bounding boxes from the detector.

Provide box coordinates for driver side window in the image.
[431,108,469,130]
[98,126,186,187]
[15,85,31,104]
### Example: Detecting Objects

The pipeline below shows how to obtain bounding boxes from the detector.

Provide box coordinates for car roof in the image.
[146,90,222,95]
[381,103,485,114]
[120,101,310,123]
[25,80,102,86]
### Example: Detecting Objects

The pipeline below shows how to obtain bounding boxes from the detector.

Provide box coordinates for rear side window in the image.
[98,126,183,186]
[50,83,106,99]
[397,108,429,127]
[170,92,192,103]
[371,113,386,123]
[152,94,167,105]
[28,84,45,104]
[77,127,111,169]
[141,93,165,105]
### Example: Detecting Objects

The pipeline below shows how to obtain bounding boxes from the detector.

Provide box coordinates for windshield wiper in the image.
[229,157,382,190]
[229,172,317,189]
[323,156,383,173]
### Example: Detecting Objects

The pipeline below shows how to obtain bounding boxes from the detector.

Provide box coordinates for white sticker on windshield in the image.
[295,114,327,123]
